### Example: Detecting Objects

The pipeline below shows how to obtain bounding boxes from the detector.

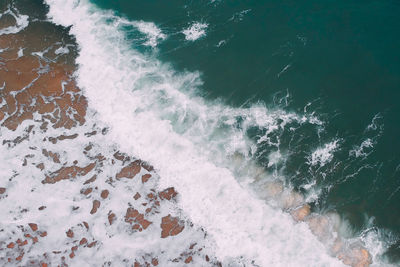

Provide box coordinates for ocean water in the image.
[1,0,399,265]
[89,0,400,263]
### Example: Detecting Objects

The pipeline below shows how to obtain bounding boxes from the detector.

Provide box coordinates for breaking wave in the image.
[39,0,394,265]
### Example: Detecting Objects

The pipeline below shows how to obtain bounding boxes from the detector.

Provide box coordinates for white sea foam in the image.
[182,22,208,41]
[216,39,226,47]
[229,9,252,22]
[17,47,24,57]
[267,150,282,167]
[366,113,383,132]
[0,115,214,266]
[130,20,166,47]
[350,138,374,158]
[41,0,390,266]
[308,140,340,167]
[54,46,69,55]
[0,8,29,35]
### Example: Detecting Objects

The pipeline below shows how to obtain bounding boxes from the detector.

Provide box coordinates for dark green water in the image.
[92,0,400,262]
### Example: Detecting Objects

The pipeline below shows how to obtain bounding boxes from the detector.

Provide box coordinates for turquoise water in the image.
[91,0,400,262]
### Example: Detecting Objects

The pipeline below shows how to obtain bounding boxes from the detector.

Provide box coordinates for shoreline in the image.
[0,4,218,266]
[0,1,378,266]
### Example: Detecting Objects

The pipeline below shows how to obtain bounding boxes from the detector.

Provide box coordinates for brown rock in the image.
[28,223,38,231]
[125,207,152,230]
[87,241,97,248]
[134,192,141,200]
[58,133,78,141]
[116,161,141,179]
[141,161,154,172]
[100,189,109,199]
[141,174,152,183]
[79,238,87,245]
[7,242,14,249]
[185,256,193,264]
[113,151,130,162]
[125,208,139,222]
[40,231,47,237]
[16,252,24,261]
[0,51,87,131]
[159,187,178,201]
[42,163,96,184]
[138,216,152,230]
[66,229,74,238]
[16,239,28,246]
[108,212,116,225]
[161,215,185,238]
[291,204,311,221]
[90,200,100,214]
[83,175,97,185]
[81,188,93,195]
[151,258,159,266]
[0,187,6,194]
[42,149,61,163]
[338,247,371,267]
[36,163,45,170]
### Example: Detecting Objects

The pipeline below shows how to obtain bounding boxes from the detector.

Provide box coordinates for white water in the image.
[183,22,208,41]
[41,0,391,266]
[129,20,166,47]
[0,7,29,35]
[308,140,340,167]
[350,138,374,158]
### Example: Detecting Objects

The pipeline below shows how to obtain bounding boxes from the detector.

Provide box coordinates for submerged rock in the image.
[291,204,311,221]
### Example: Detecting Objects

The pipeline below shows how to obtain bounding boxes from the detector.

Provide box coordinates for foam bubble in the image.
[229,9,252,22]
[216,40,226,47]
[308,140,340,167]
[182,22,208,41]
[366,113,383,132]
[350,138,374,158]
[130,21,166,47]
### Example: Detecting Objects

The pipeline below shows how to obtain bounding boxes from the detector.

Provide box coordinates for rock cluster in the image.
[0,10,221,266]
